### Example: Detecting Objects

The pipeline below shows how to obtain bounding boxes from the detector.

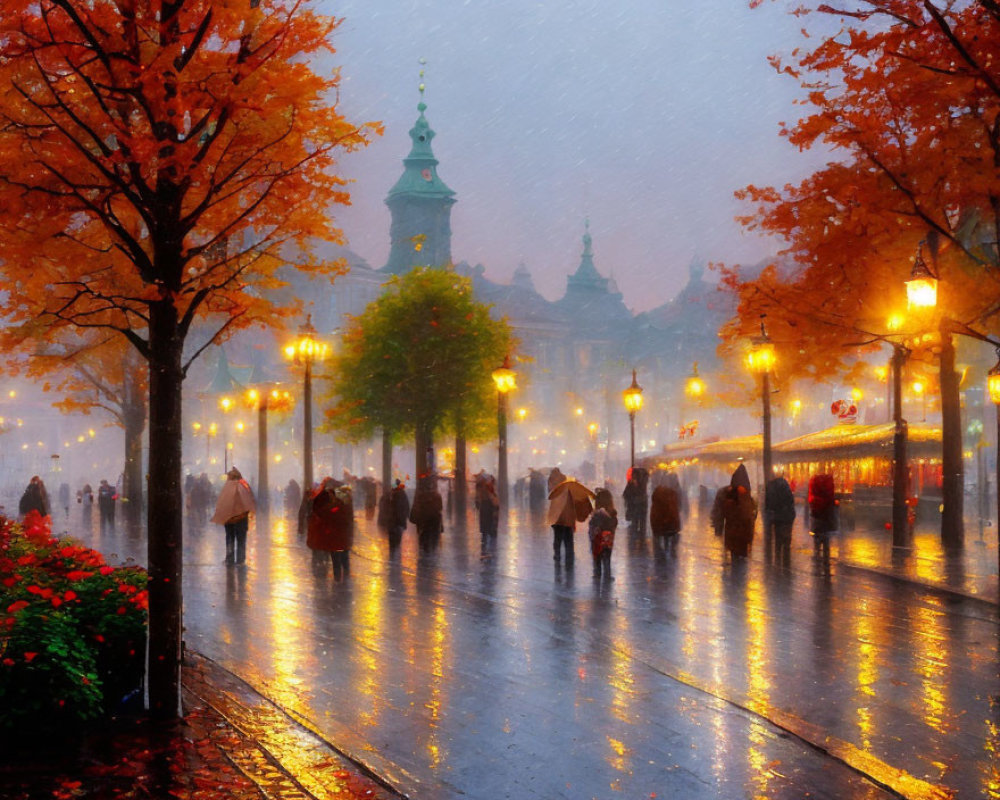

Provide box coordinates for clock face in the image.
[421,168,433,182]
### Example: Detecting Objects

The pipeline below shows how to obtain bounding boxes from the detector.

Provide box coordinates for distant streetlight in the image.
[748,319,775,500]
[622,369,643,469]
[905,242,938,311]
[492,355,516,507]
[245,386,293,514]
[685,362,705,401]
[284,315,328,492]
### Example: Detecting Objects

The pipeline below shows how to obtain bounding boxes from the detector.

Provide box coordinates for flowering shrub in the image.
[0,511,148,735]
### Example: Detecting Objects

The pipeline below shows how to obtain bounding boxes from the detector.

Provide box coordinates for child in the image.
[589,487,618,581]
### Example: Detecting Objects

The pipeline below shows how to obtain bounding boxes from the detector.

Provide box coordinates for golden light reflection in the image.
[853,599,878,750]
[744,576,771,798]
[912,605,949,735]
[425,603,449,770]
[353,574,385,730]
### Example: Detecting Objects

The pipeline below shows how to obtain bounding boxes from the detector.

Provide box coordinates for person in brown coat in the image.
[649,473,682,556]
[722,464,757,561]
[307,479,354,580]
[409,483,443,552]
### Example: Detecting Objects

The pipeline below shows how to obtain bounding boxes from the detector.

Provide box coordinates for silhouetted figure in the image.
[19,476,50,520]
[808,473,838,561]
[284,479,302,518]
[766,475,797,567]
[98,479,117,534]
[410,484,443,552]
[476,473,500,539]
[78,483,94,527]
[722,464,757,562]
[650,474,682,556]
[307,479,354,580]
[58,482,70,518]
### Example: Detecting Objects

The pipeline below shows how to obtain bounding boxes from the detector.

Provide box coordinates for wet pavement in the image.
[58,499,1000,800]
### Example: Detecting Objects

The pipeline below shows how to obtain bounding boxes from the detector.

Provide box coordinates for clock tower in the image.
[383,93,456,275]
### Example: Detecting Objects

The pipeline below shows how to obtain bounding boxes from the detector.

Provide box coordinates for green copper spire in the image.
[568,218,604,288]
[383,60,457,274]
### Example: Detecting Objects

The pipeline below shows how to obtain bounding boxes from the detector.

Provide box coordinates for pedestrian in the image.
[547,478,591,566]
[476,474,500,539]
[78,482,94,526]
[547,466,566,494]
[766,473,797,567]
[383,479,410,551]
[528,468,547,513]
[649,473,682,556]
[18,475,50,519]
[189,474,212,527]
[307,478,354,580]
[58,482,70,518]
[284,479,302,518]
[409,481,443,551]
[722,464,757,562]
[211,467,256,566]
[710,485,728,537]
[97,479,117,534]
[362,476,378,520]
[588,487,618,580]
[622,467,649,536]
[808,473,838,560]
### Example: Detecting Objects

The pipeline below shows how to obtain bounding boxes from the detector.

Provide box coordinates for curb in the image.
[835,558,999,613]
[183,651,408,800]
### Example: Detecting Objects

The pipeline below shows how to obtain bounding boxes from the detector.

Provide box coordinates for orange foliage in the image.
[722,1,1000,386]
[0,0,379,357]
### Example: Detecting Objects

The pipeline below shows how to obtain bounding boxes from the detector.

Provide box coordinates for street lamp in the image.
[905,242,938,312]
[622,369,643,469]
[988,351,1000,605]
[492,355,516,507]
[284,315,328,493]
[685,362,706,402]
[747,320,775,492]
[245,386,292,514]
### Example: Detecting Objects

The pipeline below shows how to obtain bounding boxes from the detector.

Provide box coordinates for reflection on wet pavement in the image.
[69,502,998,799]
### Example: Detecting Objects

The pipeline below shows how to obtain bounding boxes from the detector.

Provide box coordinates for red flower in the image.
[23,652,37,662]
[99,566,115,576]
[66,571,92,582]
[63,590,77,602]
[2,658,14,667]
[2,575,20,587]
[6,600,29,613]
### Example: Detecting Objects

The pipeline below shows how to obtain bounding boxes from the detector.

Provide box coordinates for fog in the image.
[327,0,829,312]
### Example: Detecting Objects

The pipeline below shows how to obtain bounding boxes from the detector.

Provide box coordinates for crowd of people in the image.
[15,460,841,586]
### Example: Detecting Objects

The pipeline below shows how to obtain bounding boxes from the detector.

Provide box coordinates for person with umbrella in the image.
[547,478,594,566]
[212,467,256,566]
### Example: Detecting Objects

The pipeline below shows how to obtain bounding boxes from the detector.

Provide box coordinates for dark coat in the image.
[722,465,757,556]
[765,477,796,525]
[307,486,354,552]
[476,481,499,536]
[409,488,443,534]
[19,481,49,518]
[649,485,681,535]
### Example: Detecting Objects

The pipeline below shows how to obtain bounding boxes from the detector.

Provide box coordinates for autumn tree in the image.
[726,0,1000,544]
[0,1,377,716]
[323,267,516,497]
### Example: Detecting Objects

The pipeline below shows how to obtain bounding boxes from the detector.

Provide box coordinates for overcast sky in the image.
[323,0,829,313]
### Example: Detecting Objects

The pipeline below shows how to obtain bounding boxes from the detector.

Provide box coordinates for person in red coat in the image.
[307,478,354,580]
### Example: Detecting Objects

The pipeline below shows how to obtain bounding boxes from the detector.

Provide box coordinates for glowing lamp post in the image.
[492,355,517,507]
[245,387,292,514]
[989,352,1000,602]
[748,322,775,500]
[685,362,705,402]
[284,315,328,493]
[905,244,938,312]
[622,369,644,469]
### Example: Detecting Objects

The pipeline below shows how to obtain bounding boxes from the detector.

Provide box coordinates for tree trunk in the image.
[454,431,467,517]
[939,327,964,548]
[122,356,146,535]
[146,299,184,719]
[415,425,435,491]
[381,429,392,501]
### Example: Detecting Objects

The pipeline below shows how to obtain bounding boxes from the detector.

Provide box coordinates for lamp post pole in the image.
[748,319,775,508]
[497,388,508,507]
[891,343,909,547]
[987,351,1000,610]
[257,395,269,514]
[492,356,516,510]
[303,355,313,492]
[623,370,643,470]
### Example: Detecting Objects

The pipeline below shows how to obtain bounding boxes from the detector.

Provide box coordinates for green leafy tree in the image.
[324,267,516,492]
